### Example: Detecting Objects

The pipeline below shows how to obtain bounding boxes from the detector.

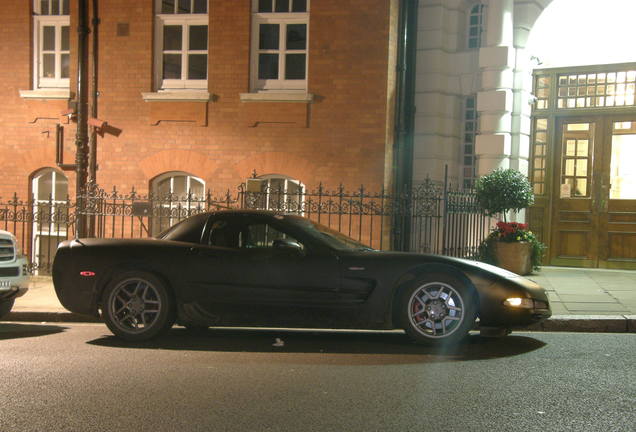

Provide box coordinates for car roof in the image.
[208,209,302,219]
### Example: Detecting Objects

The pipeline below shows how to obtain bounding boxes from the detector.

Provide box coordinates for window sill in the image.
[239,92,314,103]
[19,89,71,100]
[141,91,211,102]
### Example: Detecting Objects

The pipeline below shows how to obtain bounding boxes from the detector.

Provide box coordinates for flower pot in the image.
[493,241,533,275]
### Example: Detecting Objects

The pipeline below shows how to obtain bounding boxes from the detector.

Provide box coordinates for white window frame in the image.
[154,1,208,91]
[250,0,309,92]
[152,172,205,198]
[151,171,206,235]
[33,1,70,89]
[31,168,69,275]
[257,174,305,212]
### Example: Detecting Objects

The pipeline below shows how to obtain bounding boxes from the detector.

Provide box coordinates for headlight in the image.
[503,297,534,309]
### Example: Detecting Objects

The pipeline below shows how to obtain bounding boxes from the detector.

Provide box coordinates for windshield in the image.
[156,213,209,243]
[290,217,373,251]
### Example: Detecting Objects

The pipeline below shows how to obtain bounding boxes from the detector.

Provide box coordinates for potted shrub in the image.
[474,168,545,274]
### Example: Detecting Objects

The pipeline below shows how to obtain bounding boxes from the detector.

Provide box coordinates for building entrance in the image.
[550,117,636,268]
[530,64,636,269]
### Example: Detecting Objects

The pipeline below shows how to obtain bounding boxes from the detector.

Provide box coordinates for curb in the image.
[5,311,636,333]
[525,315,635,333]
[6,311,100,323]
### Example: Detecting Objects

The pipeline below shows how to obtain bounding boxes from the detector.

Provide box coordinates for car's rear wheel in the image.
[399,273,477,345]
[0,299,15,320]
[102,271,175,341]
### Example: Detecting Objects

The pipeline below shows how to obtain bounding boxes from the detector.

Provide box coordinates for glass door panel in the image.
[598,119,636,269]
[610,122,636,199]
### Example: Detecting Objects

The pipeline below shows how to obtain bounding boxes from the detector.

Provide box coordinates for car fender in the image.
[94,261,177,309]
[389,263,479,328]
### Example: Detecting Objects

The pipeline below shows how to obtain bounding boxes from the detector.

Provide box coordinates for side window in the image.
[207,218,304,251]
[208,219,243,249]
[245,222,304,251]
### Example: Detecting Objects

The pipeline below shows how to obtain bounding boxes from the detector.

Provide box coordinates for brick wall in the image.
[0,0,393,201]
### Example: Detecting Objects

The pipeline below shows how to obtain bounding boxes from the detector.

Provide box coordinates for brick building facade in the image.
[0,0,396,202]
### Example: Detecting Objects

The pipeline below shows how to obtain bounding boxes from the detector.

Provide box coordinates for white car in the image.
[0,230,29,319]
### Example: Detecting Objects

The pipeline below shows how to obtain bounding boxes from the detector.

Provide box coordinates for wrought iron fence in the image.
[238,177,493,257]
[1,176,495,275]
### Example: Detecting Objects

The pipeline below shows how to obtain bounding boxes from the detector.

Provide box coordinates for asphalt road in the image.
[1,323,634,432]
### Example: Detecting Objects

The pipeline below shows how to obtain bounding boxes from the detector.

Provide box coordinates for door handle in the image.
[599,181,609,212]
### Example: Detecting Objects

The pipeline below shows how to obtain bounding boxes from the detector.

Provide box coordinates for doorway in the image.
[550,116,636,268]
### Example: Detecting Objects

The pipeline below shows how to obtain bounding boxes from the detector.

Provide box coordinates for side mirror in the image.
[273,238,303,254]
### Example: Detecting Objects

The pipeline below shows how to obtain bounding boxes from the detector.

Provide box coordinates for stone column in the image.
[475,0,515,175]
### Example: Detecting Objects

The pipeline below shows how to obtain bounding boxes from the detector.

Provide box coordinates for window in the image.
[207,217,303,251]
[251,0,309,92]
[155,0,208,90]
[247,174,304,212]
[151,171,205,235]
[31,168,69,274]
[33,0,70,89]
[560,123,593,198]
[462,96,478,188]
[557,70,636,109]
[531,118,548,195]
[467,4,485,50]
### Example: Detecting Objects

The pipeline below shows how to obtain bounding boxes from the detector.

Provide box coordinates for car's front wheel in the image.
[399,273,478,345]
[102,271,175,341]
[0,299,15,320]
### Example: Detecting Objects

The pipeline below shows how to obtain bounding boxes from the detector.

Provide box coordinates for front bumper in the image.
[472,273,552,328]
[0,255,30,301]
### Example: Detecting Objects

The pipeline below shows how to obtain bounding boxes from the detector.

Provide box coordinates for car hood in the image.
[348,249,541,289]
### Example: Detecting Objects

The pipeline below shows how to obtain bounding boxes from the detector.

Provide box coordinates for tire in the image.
[0,299,15,320]
[399,272,478,345]
[101,271,176,341]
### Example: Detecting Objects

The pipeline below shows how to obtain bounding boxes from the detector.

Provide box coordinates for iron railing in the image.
[0,177,494,274]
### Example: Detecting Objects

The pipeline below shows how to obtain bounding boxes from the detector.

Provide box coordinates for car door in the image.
[189,214,342,308]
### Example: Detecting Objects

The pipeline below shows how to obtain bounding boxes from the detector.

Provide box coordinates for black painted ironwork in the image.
[1,174,494,275]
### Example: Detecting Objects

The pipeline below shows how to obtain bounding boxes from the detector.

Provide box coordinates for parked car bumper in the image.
[0,255,30,301]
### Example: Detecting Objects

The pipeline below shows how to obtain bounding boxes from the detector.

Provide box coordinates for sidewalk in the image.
[6,267,636,332]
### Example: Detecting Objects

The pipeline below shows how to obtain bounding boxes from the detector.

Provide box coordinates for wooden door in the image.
[550,116,636,268]
[550,118,602,267]
[598,118,636,269]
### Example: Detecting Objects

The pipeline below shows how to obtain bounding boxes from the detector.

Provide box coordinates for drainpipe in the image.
[88,0,99,185]
[75,0,90,238]
[392,0,418,251]
[86,0,99,237]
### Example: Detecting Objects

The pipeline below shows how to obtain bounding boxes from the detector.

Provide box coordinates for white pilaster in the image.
[475,0,515,176]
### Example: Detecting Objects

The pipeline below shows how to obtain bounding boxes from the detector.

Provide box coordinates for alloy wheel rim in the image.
[109,278,162,334]
[408,281,465,338]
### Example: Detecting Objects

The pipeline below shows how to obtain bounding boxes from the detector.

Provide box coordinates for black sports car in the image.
[53,210,551,343]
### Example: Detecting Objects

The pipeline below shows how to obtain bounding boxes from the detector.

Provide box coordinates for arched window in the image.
[152,171,205,199]
[246,174,304,212]
[31,168,69,274]
[32,168,68,203]
[467,4,485,50]
[150,171,205,235]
